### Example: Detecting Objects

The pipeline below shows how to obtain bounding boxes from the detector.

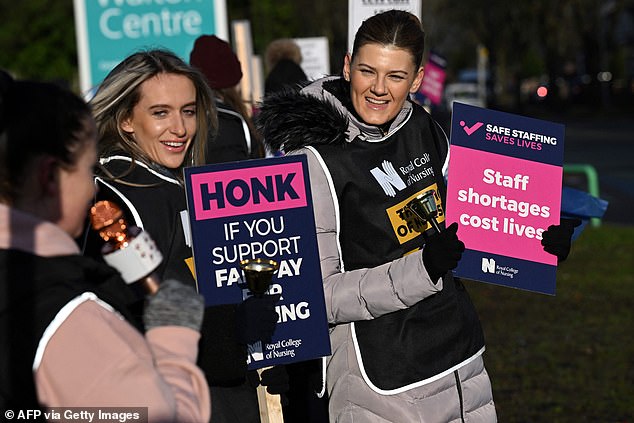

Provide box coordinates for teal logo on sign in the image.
[77,0,218,92]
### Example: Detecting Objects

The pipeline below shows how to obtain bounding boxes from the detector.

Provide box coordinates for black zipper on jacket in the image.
[454,370,466,423]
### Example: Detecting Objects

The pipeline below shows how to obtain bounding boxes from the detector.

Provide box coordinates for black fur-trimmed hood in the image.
[256,77,350,153]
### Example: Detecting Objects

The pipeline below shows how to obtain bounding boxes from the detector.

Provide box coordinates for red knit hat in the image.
[190,35,243,89]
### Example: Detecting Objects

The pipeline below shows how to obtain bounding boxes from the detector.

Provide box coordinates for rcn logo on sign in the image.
[482,257,496,274]
[370,160,406,197]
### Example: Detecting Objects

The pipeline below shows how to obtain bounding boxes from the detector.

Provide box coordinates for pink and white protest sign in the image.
[446,103,565,294]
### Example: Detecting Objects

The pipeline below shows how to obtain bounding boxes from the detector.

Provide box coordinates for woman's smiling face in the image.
[344,43,424,126]
[120,72,197,169]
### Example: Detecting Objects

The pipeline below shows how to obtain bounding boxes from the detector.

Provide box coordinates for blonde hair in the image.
[90,49,217,176]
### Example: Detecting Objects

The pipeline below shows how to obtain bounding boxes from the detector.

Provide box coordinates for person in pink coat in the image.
[0,72,210,422]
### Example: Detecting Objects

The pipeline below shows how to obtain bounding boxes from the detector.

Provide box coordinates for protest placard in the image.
[418,52,447,106]
[446,102,565,295]
[184,155,330,368]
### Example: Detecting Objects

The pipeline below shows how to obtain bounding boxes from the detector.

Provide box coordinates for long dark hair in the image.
[352,10,426,68]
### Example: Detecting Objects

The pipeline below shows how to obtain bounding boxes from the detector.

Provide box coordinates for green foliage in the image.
[0,0,77,86]
[249,0,298,53]
[467,225,634,422]
[0,0,621,99]
[519,49,546,78]
[228,0,347,75]
[423,0,604,85]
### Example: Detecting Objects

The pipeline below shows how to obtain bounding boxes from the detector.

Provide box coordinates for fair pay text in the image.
[212,216,303,289]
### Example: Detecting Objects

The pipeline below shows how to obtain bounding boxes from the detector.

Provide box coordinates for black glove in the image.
[541,218,582,262]
[260,366,290,395]
[247,367,290,405]
[197,305,248,385]
[422,222,465,282]
[235,294,281,344]
[143,279,205,331]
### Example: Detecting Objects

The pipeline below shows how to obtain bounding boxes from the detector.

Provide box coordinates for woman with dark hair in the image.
[258,10,576,422]
[0,73,209,421]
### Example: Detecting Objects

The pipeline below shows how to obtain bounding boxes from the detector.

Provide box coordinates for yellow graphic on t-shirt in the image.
[386,184,445,245]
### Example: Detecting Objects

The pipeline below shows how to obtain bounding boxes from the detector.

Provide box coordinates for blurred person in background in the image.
[84,49,283,423]
[264,38,308,96]
[190,35,265,162]
[0,71,210,422]
[263,38,309,160]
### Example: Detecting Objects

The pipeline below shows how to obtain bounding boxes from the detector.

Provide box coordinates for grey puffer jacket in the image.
[258,77,497,423]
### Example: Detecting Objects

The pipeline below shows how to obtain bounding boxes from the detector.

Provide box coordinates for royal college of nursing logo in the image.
[482,257,496,273]
[370,160,406,197]
[482,257,519,279]
[370,155,435,197]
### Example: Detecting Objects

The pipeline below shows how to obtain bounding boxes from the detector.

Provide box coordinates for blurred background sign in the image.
[347,0,422,54]
[73,0,228,96]
[232,20,258,108]
[294,37,330,82]
[418,52,447,106]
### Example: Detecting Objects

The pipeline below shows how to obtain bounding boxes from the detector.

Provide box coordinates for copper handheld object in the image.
[90,200,161,294]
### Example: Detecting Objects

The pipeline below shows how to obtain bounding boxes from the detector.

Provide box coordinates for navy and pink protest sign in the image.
[446,102,565,294]
[184,155,331,369]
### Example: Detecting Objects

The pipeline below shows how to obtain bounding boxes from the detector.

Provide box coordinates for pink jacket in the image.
[0,204,211,422]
